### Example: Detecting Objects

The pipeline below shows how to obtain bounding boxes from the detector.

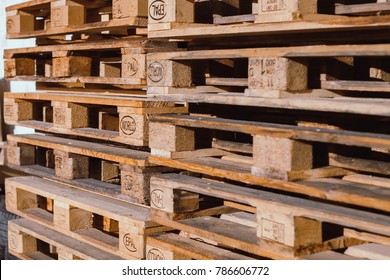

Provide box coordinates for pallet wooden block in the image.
[147,43,390,98]
[6,133,172,205]
[6,0,148,39]
[4,40,178,90]
[149,173,390,259]
[4,92,188,147]
[8,218,124,260]
[5,176,166,259]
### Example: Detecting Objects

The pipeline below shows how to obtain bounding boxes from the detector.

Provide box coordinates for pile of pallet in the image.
[3,0,390,260]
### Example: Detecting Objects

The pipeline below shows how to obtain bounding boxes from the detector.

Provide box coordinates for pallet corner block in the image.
[113,0,148,19]
[255,0,317,23]
[148,0,195,25]
[252,135,313,180]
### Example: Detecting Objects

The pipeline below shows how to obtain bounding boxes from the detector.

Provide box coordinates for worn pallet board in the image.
[147,93,390,117]
[147,43,390,100]
[146,232,256,260]
[148,173,388,259]
[148,0,390,31]
[4,40,178,90]
[4,91,187,147]
[147,114,390,211]
[7,133,169,205]
[6,0,147,39]
[5,176,168,259]
[8,218,124,260]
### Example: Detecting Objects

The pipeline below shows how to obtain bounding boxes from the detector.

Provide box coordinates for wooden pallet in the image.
[4,91,187,147]
[6,0,147,39]
[4,39,178,91]
[148,0,390,40]
[8,218,124,260]
[149,173,390,259]
[6,133,172,205]
[147,114,390,212]
[146,232,257,260]
[147,43,390,101]
[5,176,168,259]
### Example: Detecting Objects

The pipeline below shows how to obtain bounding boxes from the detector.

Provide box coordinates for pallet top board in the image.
[147,233,256,260]
[4,91,179,107]
[7,176,150,223]
[336,3,390,16]
[149,157,390,213]
[148,43,390,60]
[150,114,390,150]
[148,93,390,117]
[152,173,390,237]
[148,15,390,40]
[7,133,150,167]
[7,17,147,40]
[4,39,169,58]
[9,218,124,260]
[6,0,52,12]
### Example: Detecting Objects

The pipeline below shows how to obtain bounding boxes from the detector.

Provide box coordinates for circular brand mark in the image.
[120,116,136,135]
[123,234,137,252]
[149,0,167,20]
[150,189,164,209]
[9,233,18,250]
[6,19,14,32]
[125,58,139,76]
[147,249,165,260]
[147,62,164,83]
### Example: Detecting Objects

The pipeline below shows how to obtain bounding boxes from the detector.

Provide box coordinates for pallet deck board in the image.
[148,16,390,39]
[150,114,390,149]
[9,218,123,260]
[152,173,390,236]
[8,133,150,166]
[149,156,390,212]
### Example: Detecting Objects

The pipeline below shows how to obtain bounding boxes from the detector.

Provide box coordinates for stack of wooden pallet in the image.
[3,0,390,260]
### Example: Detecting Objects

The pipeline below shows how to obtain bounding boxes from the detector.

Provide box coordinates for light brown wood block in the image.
[52,101,89,129]
[54,200,93,232]
[257,206,322,249]
[4,58,35,78]
[54,150,89,180]
[148,0,194,24]
[7,141,35,166]
[255,0,317,23]
[3,99,33,123]
[100,60,121,78]
[252,135,313,180]
[119,222,145,259]
[147,60,192,87]
[99,112,119,131]
[8,226,37,255]
[52,56,92,77]
[121,166,153,205]
[247,57,308,96]
[113,0,147,18]
[150,178,199,213]
[118,110,148,141]
[51,2,85,28]
[149,122,195,152]
[6,14,34,34]
[122,54,146,79]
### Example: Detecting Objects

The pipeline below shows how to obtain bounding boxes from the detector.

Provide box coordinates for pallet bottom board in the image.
[8,218,123,260]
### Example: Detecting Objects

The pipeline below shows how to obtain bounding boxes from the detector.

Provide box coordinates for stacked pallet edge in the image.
[2,0,390,260]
